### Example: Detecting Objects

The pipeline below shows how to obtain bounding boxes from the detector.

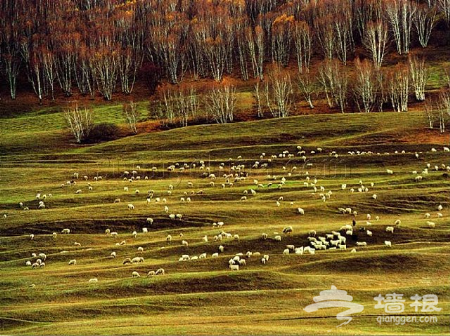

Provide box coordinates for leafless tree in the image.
[123,101,140,134]
[64,105,94,143]
[263,66,293,118]
[318,59,349,113]
[353,58,378,113]
[91,47,120,100]
[438,90,450,133]
[293,20,312,74]
[204,84,237,124]
[437,0,450,25]
[425,101,435,129]
[408,54,428,101]
[363,20,389,69]
[413,3,437,48]
[297,69,316,109]
[384,0,416,55]
[387,64,409,112]
[253,82,264,118]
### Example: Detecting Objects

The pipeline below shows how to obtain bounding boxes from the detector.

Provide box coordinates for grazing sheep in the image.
[356,242,367,246]
[262,233,268,240]
[182,240,189,247]
[384,241,392,247]
[146,218,154,224]
[155,268,165,275]
[26,261,32,266]
[123,258,132,265]
[233,234,240,241]
[283,226,293,234]
[427,221,436,228]
[105,229,111,235]
[394,219,401,226]
[219,245,224,253]
[437,204,443,211]
[386,226,394,233]
[111,252,116,258]
[127,204,135,210]
[274,235,282,241]
[88,278,98,283]
[142,228,148,233]
[30,234,35,240]
[202,235,208,243]
[283,248,290,255]
[386,169,393,174]
[366,230,372,237]
[132,231,137,238]
[138,247,144,252]
[350,249,357,253]
[166,235,172,243]
[114,198,121,203]
[111,232,118,238]
[61,228,70,234]
[212,253,219,258]
[131,257,144,263]
[425,213,431,219]
[132,271,140,278]
[437,213,443,218]
[74,242,81,246]
[229,264,239,271]
[68,259,77,265]
[147,271,156,277]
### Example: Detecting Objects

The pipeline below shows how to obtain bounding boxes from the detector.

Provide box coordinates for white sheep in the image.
[427,221,436,228]
[146,218,154,224]
[366,230,372,237]
[166,235,172,243]
[386,226,394,233]
[111,232,118,238]
[219,245,224,253]
[182,240,189,247]
[356,242,367,246]
[138,247,144,252]
[131,257,144,263]
[132,231,137,238]
[142,228,148,233]
[283,226,293,234]
[127,204,135,210]
[74,242,81,246]
[283,248,290,255]
[61,228,70,234]
[274,235,282,241]
[68,259,77,265]
[384,241,392,247]
[111,252,116,258]
[132,271,140,278]
[30,234,35,240]
[229,264,239,271]
[88,278,98,283]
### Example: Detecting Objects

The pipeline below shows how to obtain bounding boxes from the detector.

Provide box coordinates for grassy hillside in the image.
[0,108,449,335]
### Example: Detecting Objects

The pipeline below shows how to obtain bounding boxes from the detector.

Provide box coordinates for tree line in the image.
[1,0,450,103]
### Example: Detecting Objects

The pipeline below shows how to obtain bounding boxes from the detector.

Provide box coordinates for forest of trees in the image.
[1,0,450,129]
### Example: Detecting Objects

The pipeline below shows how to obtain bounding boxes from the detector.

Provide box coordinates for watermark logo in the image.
[375,292,441,325]
[303,285,364,328]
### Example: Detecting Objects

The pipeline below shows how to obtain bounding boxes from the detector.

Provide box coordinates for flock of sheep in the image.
[8,144,449,285]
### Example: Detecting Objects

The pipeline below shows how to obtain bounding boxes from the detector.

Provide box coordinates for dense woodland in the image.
[1,0,450,131]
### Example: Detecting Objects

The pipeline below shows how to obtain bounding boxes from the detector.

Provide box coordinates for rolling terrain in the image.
[0,109,449,335]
